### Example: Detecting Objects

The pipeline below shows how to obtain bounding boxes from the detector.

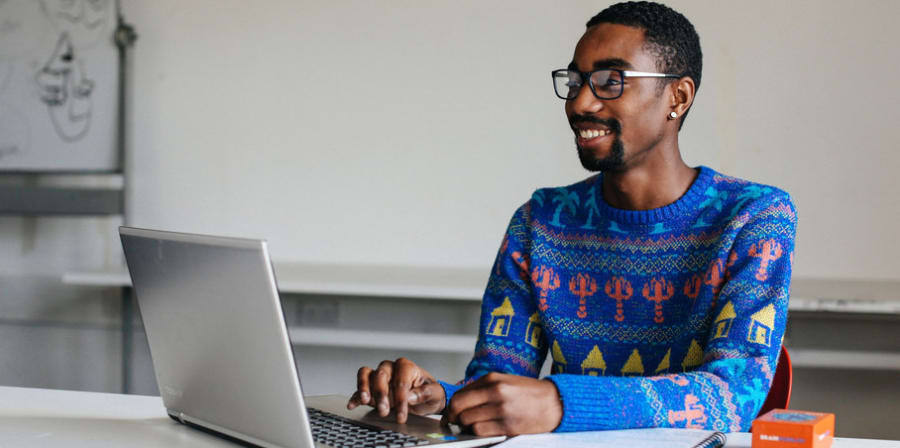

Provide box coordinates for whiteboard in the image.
[0,0,118,172]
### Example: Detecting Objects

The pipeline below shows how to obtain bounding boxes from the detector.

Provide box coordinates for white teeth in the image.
[578,129,609,139]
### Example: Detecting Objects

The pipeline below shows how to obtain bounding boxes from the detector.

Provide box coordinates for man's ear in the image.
[670,76,696,117]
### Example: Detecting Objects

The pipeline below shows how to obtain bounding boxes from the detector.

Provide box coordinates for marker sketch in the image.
[39,0,111,49]
[35,32,94,142]
[0,0,116,170]
[0,104,30,160]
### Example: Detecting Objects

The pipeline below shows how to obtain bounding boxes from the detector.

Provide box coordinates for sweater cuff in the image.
[438,380,462,411]
[548,374,654,432]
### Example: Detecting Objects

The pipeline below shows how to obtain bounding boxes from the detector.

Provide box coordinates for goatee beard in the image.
[578,136,626,172]
[570,114,625,172]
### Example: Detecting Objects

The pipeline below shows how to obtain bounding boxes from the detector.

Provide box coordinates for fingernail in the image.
[360,391,369,402]
[378,403,388,415]
[408,392,418,404]
[399,411,407,423]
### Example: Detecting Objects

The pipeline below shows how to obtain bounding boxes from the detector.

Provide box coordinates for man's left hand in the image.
[443,372,563,436]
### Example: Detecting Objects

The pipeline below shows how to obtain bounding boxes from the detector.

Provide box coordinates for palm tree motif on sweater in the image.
[699,187,728,211]
[728,185,774,219]
[568,273,597,319]
[693,187,728,229]
[549,188,579,228]
[531,266,559,311]
[642,277,674,323]
[748,239,783,281]
[650,223,669,234]
[580,188,601,229]
[604,276,633,322]
[531,190,545,207]
[608,220,627,233]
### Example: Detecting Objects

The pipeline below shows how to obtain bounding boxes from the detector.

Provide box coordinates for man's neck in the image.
[601,150,698,211]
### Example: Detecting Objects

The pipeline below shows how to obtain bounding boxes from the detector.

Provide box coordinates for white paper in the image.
[495,428,724,448]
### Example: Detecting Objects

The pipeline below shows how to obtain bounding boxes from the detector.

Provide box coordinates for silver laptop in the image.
[120,226,504,448]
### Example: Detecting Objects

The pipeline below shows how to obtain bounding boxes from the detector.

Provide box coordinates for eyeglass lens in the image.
[553,70,623,100]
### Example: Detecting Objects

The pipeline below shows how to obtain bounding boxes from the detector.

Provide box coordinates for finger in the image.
[409,382,444,415]
[457,403,502,428]
[390,358,419,423]
[355,366,373,406]
[446,380,498,424]
[407,381,436,406]
[470,420,507,437]
[347,390,362,410]
[370,361,394,417]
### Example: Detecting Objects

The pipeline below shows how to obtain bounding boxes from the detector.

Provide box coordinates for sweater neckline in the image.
[593,165,714,225]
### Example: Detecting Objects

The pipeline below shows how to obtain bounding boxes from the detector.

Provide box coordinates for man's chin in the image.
[577,146,626,172]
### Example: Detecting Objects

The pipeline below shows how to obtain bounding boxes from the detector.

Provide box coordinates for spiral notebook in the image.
[495,428,726,448]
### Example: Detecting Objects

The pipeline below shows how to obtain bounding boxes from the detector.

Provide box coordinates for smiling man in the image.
[348,1,797,435]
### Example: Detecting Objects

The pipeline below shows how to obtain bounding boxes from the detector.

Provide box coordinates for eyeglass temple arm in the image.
[621,70,681,78]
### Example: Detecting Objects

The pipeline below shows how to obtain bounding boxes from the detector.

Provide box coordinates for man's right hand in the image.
[346,357,446,424]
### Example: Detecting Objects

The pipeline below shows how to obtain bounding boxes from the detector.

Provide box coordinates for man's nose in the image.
[569,84,603,115]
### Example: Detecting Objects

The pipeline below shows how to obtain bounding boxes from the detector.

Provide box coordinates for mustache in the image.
[570,114,621,133]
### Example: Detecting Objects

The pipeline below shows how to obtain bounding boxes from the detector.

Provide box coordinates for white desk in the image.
[1,386,897,448]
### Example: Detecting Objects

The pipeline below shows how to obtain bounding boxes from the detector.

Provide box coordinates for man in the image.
[348,1,796,435]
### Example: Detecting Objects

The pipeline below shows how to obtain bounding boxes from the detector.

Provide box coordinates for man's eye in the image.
[602,78,623,86]
[566,81,581,88]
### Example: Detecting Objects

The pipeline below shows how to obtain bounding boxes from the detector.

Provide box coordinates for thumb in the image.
[408,382,445,414]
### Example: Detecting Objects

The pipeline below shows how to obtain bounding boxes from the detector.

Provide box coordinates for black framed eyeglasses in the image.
[551,68,681,100]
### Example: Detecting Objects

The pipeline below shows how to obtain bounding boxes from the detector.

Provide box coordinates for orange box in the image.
[752,409,835,448]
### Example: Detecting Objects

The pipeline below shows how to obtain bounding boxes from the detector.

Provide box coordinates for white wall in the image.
[121,0,900,280]
[1,0,899,438]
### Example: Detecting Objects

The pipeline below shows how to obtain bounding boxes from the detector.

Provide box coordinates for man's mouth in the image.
[574,125,615,145]
[577,128,612,139]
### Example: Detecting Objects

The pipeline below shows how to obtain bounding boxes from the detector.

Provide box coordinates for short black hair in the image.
[586,1,702,128]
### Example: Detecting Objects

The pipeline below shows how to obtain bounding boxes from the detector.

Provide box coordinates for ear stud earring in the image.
[668,111,678,120]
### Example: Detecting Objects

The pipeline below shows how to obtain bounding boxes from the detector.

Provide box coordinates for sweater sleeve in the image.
[547,193,798,432]
[439,202,549,408]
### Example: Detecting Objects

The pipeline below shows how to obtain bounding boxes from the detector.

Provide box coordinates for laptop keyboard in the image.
[307,408,431,448]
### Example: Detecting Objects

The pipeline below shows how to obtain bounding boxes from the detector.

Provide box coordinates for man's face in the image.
[566,24,673,172]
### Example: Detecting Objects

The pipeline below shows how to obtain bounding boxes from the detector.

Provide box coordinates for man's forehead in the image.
[570,23,650,71]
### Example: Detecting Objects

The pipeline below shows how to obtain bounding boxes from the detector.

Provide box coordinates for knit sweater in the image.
[439,166,797,433]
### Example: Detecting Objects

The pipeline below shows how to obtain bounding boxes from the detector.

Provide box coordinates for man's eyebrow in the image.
[567,58,634,71]
[592,58,633,70]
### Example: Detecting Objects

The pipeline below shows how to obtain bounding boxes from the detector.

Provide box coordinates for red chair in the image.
[757,345,792,417]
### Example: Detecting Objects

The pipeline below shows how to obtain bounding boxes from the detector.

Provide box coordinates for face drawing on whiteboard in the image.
[35,32,94,142]
[39,0,110,47]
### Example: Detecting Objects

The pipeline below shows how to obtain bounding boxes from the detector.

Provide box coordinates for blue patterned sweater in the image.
[439,166,797,432]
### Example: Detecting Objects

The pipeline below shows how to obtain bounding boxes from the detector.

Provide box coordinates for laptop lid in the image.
[120,226,314,448]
